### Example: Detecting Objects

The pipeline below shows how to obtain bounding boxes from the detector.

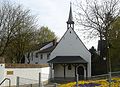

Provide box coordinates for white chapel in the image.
[48,4,91,80]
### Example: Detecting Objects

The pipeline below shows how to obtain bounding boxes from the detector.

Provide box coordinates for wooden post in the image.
[75,65,76,78]
[86,64,88,80]
[64,64,66,79]
[30,84,32,87]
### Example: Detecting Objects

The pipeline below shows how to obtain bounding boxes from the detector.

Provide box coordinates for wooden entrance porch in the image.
[48,56,88,82]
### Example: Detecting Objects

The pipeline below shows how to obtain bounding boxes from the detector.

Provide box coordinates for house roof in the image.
[36,45,57,53]
[31,39,56,51]
[48,56,87,64]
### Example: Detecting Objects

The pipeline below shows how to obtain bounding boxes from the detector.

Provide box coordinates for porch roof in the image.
[48,56,87,64]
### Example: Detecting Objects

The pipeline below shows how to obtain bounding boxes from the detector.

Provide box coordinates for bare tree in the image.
[75,0,120,39]
[75,0,120,73]
[0,1,37,61]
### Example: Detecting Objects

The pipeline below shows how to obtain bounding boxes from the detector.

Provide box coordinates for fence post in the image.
[30,84,32,87]
[16,77,19,87]
[109,72,112,87]
[76,74,79,87]
[8,78,11,87]
[39,72,41,87]
[54,83,57,87]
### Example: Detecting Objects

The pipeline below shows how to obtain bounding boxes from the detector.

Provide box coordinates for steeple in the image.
[67,3,74,29]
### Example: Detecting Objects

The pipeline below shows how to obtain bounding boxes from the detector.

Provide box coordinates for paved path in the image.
[44,84,55,87]
[44,83,58,87]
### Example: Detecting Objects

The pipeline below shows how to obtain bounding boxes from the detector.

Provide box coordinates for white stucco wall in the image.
[25,41,53,64]
[4,68,41,86]
[0,64,50,86]
[41,67,50,81]
[25,52,49,64]
[66,65,75,77]
[54,64,64,77]
[37,53,49,64]
[54,64,75,78]
[0,64,5,83]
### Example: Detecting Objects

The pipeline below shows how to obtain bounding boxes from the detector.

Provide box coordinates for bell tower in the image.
[66,3,74,29]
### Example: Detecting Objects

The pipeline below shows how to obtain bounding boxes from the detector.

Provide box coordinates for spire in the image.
[67,2,74,29]
[67,2,74,24]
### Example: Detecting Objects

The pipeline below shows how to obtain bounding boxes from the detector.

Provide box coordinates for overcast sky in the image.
[10,0,98,49]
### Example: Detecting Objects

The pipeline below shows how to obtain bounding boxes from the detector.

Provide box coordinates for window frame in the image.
[40,54,43,59]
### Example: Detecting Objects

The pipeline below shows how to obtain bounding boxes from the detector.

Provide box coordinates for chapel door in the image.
[77,66,84,80]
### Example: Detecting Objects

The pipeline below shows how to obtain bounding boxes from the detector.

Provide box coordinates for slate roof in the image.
[31,40,55,51]
[48,56,87,64]
[36,45,57,53]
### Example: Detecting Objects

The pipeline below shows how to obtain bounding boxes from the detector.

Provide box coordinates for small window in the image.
[35,62,38,64]
[27,53,30,58]
[31,53,33,60]
[36,53,38,58]
[68,65,72,70]
[41,54,43,59]
[47,53,50,59]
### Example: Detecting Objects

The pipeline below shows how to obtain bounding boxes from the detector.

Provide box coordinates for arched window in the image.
[68,65,72,70]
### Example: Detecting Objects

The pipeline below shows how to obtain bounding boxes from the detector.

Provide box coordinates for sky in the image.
[10,0,98,49]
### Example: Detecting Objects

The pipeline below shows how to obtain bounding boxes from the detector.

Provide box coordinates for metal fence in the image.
[17,77,39,87]
[90,71,120,87]
[0,78,11,87]
[91,71,120,79]
[5,71,120,87]
[74,71,120,87]
[16,73,49,87]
